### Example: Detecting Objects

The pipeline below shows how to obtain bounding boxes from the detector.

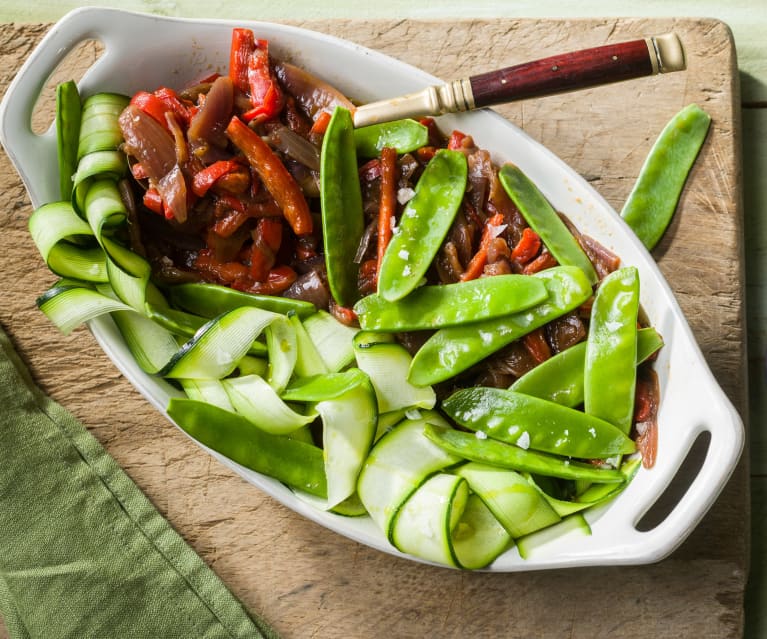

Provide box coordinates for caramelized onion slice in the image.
[266,125,321,171]
[275,61,355,121]
[188,75,234,152]
[119,104,176,182]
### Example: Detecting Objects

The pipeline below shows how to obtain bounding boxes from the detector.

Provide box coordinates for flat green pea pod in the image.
[524,458,641,518]
[584,266,640,434]
[423,424,626,484]
[56,80,81,200]
[499,163,597,285]
[408,265,592,386]
[377,149,467,302]
[353,274,548,331]
[621,104,711,250]
[442,387,636,459]
[320,106,365,307]
[167,398,327,498]
[169,281,316,319]
[511,326,663,407]
[353,118,429,158]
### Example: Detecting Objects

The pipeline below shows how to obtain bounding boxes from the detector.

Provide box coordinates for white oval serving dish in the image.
[0,7,745,571]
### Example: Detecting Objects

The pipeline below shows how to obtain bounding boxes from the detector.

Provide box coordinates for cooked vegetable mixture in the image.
[30,28,673,568]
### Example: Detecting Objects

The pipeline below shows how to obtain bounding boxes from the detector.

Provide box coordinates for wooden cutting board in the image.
[0,17,746,638]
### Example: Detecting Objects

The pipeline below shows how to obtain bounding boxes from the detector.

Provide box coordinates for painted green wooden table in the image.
[0,2,764,638]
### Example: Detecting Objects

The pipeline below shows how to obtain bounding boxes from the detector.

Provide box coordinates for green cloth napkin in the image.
[0,326,279,639]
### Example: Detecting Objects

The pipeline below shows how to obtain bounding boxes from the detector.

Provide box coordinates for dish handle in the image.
[0,7,145,207]
[609,388,744,563]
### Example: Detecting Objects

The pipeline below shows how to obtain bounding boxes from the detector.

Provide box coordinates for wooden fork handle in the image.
[352,34,685,128]
[471,34,684,108]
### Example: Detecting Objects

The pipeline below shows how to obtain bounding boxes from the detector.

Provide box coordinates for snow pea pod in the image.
[423,424,626,483]
[353,274,547,331]
[169,281,316,319]
[442,387,636,459]
[499,163,597,285]
[321,106,365,307]
[167,398,327,497]
[408,265,592,386]
[584,266,640,433]
[621,104,711,250]
[377,149,467,302]
[511,326,662,407]
[56,80,81,200]
[525,458,641,518]
[353,118,429,158]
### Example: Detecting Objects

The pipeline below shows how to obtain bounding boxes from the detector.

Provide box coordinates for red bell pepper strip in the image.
[376,146,398,281]
[258,216,283,253]
[447,130,468,150]
[522,327,552,364]
[225,116,313,235]
[511,227,542,265]
[329,301,358,326]
[249,245,273,282]
[633,369,660,468]
[229,28,255,94]
[130,91,170,127]
[419,117,443,147]
[358,259,379,296]
[153,87,192,125]
[310,110,332,136]
[460,212,505,281]
[194,248,251,286]
[249,217,283,281]
[191,160,243,197]
[211,208,251,238]
[131,162,149,180]
[239,265,297,295]
[522,250,558,275]
[242,39,283,121]
[142,188,163,215]
[228,30,282,122]
[416,146,437,163]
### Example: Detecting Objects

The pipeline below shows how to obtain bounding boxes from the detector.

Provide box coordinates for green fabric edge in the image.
[0,326,280,639]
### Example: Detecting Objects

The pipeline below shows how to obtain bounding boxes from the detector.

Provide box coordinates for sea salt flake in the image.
[517,431,531,450]
[475,430,488,440]
[397,187,415,204]
[398,249,410,260]
[488,223,508,239]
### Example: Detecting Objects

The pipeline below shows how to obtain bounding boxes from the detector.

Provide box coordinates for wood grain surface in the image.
[0,18,747,638]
